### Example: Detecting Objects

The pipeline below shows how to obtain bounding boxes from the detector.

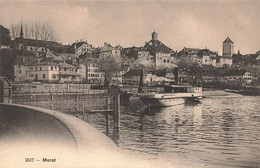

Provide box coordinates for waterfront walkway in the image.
[0,103,124,168]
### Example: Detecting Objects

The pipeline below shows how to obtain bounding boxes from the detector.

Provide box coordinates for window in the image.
[51,66,53,70]
[40,67,42,71]
[64,68,67,71]
[31,67,33,70]
[35,67,37,71]
[43,74,46,79]
[52,74,56,79]
[31,74,33,77]
[18,64,21,68]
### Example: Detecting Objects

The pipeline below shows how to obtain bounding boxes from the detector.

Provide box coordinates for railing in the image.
[11,87,121,138]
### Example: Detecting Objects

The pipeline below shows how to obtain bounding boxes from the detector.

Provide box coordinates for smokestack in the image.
[174,68,178,84]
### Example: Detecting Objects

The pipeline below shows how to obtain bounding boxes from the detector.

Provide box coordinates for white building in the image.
[29,57,60,81]
[69,41,94,57]
[86,60,102,83]
[143,32,176,69]
[99,42,121,62]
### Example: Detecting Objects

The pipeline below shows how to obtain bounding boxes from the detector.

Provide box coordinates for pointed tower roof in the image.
[20,23,23,38]
[223,37,233,43]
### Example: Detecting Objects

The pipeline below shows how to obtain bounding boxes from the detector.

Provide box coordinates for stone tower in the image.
[152,31,158,41]
[223,37,234,57]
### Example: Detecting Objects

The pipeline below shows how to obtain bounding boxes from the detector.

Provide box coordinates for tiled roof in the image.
[58,71,78,76]
[60,62,75,68]
[223,69,247,76]
[29,56,64,66]
[12,50,37,65]
[190,65,204,76]
[223,37,233,43]
[121,46,141,59]
[143,40,172,54]
[201,65,216,75]
[68,41,92,53]
[12,37,68,53]
[123,68,146,77]
[100,43,114,52]
[198,49,217,57]
[177,47,200,57]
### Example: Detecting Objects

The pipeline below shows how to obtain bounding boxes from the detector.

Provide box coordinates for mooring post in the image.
[36,94,38,106]
[76,94,79,111]
[50,94,54,110]
[22,93,24,104]
[113,93,120,134]
[105,113,110,135]
[28,91,31,105]
[82,100,85,121]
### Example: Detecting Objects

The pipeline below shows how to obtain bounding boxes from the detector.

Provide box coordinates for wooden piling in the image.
[50,94,54,110]
[22,93,24,104]
[113,94,120,133]
[105,113,110,135]
[76,94,79,111]
[82,101,85,121]
[28,92,31,105]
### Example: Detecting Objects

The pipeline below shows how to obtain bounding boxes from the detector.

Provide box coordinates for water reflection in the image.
[86,92,260,168]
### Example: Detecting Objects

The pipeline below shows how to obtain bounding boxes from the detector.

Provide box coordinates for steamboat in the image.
[137,85,202,107]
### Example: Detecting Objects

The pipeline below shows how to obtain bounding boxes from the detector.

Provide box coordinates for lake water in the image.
[85,90,260,168]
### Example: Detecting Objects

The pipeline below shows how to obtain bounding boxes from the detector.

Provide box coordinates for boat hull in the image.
[138,92,202,107]
[140,97,186,107]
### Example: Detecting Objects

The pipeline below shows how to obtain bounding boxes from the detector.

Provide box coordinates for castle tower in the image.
[223,37,234,57]
[20,23,23,38]
[152,31,158,41]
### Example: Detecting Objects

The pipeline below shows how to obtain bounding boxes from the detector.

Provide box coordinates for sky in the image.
[0,0,260,54]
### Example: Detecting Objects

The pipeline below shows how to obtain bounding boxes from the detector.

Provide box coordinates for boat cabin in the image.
[143,85,202,93]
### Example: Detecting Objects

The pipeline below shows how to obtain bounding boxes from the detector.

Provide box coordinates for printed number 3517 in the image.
[25,158,34,162]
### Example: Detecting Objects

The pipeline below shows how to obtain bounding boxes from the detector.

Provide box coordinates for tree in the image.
[9,21,58,41]
[0,25,11,46]
[176,58,193,69]
[97,57,121,87]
